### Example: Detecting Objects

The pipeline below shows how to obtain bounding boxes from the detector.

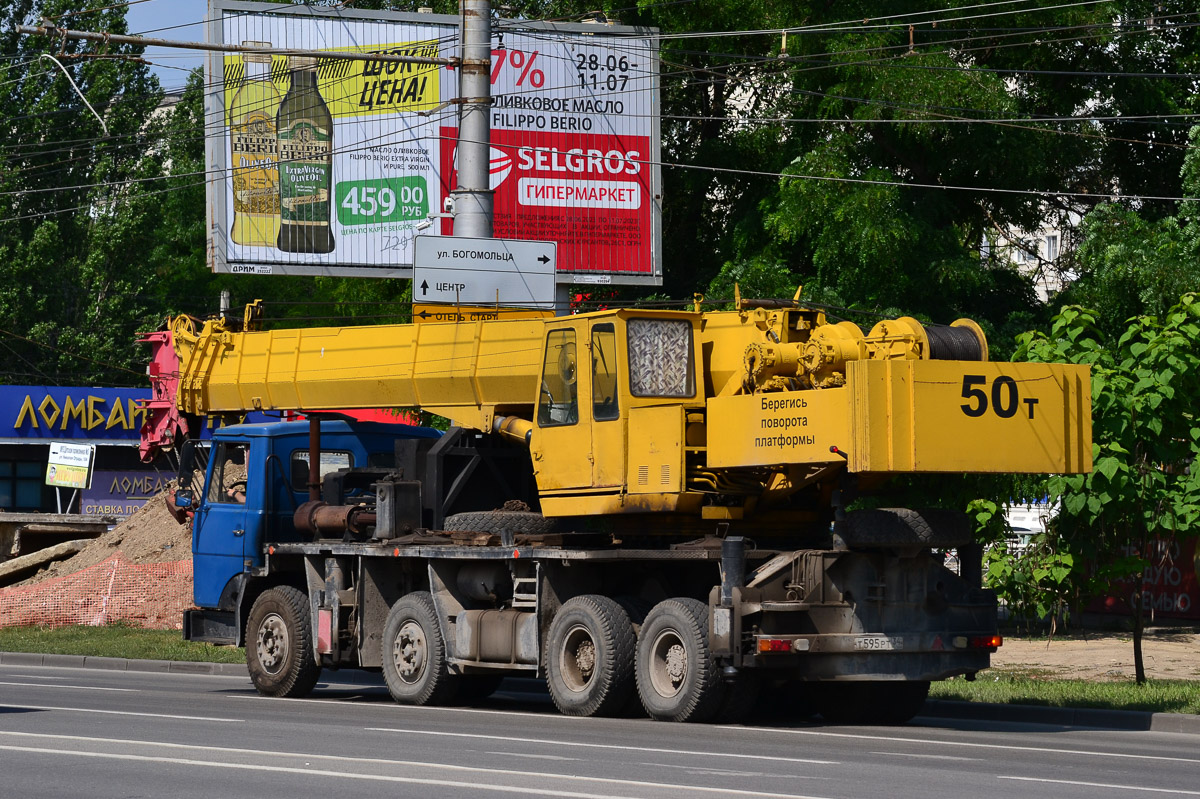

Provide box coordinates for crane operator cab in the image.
[531,312,701,518]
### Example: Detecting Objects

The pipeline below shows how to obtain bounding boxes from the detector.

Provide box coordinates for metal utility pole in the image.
[451,0,493,239]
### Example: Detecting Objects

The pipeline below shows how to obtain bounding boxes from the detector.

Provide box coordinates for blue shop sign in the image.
[1,386,271,442]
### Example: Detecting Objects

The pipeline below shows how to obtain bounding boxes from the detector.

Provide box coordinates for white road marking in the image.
[0,732,833,799]
[0,680,138,692]
[0,703,237,722]
[868,751,980,762]
[489,752,578,761]
[232,692,549,716]
[725,726,1200,765]
[365,726,839,765]
[998,776,1200,795]
[0,674,69,681]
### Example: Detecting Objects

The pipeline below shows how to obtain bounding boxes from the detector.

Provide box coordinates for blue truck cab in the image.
[179,419,440,643]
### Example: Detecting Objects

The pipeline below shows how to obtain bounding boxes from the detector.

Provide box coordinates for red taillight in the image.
[757,638,793,653]
[970,635,1003,650]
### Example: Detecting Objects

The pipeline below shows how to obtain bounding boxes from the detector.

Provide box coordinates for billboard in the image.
[207,1,660,284]
[46,442,96,490]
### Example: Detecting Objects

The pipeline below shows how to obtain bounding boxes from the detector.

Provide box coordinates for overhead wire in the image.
[3,3,1197,224]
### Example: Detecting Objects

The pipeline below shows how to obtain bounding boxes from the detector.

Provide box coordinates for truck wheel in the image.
[842,508,972,549]
[245,586,321,698]
[635,598,724,723]
[545,595,636,717]
[443,511,557,535]
[382,592,459,706]
[866,681,930,725]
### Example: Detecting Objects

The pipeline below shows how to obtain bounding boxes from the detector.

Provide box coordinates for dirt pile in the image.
[12,482,192,588]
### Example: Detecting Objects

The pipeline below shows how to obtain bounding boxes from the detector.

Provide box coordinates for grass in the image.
[930,668,1200,715]
[0,624,245,664]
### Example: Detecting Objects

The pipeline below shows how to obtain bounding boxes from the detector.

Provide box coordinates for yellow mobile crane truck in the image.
[140,298,1090,723]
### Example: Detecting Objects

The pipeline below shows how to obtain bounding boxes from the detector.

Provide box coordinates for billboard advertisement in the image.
[46,442,96,490]
[207,1,660,284]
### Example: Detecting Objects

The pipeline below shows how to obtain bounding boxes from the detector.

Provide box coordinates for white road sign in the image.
[413,236,556,308]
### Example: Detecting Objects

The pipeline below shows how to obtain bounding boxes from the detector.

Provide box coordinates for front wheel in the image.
[245,586,321,698]
[381,592,458,706]
[635,598,724,722]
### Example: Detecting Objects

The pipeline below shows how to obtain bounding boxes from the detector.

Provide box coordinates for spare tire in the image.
[443,510,558,535]
[841,508,972,549]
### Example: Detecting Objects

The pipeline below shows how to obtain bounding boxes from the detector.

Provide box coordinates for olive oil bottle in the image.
[276,55,335,254]
[229,42,281,247]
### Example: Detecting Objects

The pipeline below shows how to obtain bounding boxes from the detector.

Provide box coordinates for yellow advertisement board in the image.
[46,441,96,490]
[222,41,442,122]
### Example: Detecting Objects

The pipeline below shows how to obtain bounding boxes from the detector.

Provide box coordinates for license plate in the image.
[853,636,903,651]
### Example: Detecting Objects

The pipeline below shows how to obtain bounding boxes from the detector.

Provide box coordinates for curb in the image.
[922,699,1200,734]
[0,651,248,677]
[0,651,387,685]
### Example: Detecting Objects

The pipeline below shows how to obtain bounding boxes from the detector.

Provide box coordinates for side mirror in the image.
[175,488,194,508]
[177,440,196,490]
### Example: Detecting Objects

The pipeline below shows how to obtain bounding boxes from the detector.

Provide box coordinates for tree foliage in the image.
[1016,297,1200,680]
[2,0,1198,386]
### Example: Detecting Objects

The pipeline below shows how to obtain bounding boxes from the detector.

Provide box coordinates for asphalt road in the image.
[1,664,1197,799]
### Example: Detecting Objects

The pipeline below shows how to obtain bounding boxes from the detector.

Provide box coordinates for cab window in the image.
[289,450,353,492]
[209,443,249,504]
[591,323,619,421]
[538,329,578,427]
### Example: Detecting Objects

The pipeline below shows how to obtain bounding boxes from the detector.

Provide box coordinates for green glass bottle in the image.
[276,55,335,254]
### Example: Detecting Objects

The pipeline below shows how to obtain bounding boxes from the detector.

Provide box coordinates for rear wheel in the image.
[635,598,723,723]
[245,586,321,698]
[545,595,636,717]
[382,592,459,706]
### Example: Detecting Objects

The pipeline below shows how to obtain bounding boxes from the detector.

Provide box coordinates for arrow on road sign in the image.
[538,255,550,264]
[420,280,429,296]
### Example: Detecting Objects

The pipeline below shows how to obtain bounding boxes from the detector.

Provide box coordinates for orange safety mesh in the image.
[0,554,191,630]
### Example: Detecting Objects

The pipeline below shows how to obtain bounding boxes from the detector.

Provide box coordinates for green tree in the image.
[1057,127,1200,335]
[0,0,164,385]
[1017,297,1200,683]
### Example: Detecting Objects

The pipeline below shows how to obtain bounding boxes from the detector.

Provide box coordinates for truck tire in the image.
[443,510,557,535]
[545,595,636,717]
[382,591,459,706]
[635,598,724,723]
[841,508,972,549]
[245,586,321,698]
